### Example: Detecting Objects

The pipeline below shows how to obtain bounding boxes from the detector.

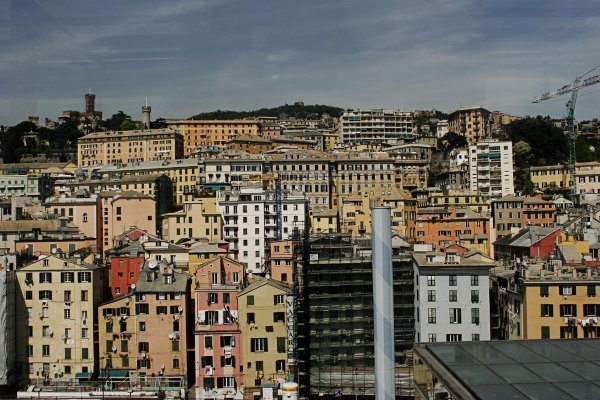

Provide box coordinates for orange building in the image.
[523,196,556,227]
[269,240,295,286]
[416,207,489,254]
[175,120,261,156]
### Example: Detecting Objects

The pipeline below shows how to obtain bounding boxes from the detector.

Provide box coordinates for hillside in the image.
[189,103,344,120]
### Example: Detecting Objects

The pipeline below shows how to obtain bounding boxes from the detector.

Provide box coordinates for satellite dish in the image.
[51,248,57,254]
[148,259,158,269]
[130,284,136,290]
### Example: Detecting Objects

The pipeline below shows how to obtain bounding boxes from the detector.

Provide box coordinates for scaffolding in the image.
[303,234,414,399]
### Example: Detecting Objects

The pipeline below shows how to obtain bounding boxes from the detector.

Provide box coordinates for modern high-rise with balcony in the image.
[339,109,415,145]
[447,106,492,144]
[468,140,514,199]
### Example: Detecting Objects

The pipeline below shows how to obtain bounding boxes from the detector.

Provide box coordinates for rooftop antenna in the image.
[88,86,92,95]
[145,97,148,107]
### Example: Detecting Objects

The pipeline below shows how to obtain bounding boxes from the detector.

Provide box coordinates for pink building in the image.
[269,240,295,286]
[45,192,156,253]
[194,257,244,399]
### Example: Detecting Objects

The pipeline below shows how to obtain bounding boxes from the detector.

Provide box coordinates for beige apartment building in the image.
[574,161,600,195]
[530,164,570,191]
[77,128,184,168]
[448,106,492,144]
[97,260,190,379]
[162,197,223,243]
[238,279,291,398]
[96,158,200,205]
[174,120,261,156]
[15,255,105,381]
[332,152,397,208]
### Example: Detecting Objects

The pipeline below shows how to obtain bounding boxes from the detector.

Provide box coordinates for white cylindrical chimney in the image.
[371,207,395,400]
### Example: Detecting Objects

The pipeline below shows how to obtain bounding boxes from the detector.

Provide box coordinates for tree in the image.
[437,132,467,153]
[103,111,133,131]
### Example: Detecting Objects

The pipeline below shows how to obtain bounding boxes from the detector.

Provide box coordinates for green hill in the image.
[189,103,344,120]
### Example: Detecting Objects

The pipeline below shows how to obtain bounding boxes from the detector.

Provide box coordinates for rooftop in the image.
[414,339,600,400]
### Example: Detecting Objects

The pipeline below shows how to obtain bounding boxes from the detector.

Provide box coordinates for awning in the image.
[98,370,129,379]
[75,372,91,380]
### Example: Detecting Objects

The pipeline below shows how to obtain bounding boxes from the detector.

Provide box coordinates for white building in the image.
[201,152,264,188]
[436,120,449,138]
[339,109,416,145]
[413,250,492,343]
[217,186,308,274]
[0,175,45,202]
[448,148,469,168]
[468,140,514,198]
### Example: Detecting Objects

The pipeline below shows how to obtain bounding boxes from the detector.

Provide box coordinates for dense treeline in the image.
[189,104,344,120]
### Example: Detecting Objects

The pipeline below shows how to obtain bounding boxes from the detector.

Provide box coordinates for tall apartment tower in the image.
[84,93,96,114]
[468,139,514,199]
[142,103,152,129]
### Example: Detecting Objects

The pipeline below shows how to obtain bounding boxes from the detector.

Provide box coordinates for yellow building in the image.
[332,152,397,208]
[187,243,228,275]
[162,197,223,243]
[77,128,184,168]
[55,174,170,200]
[174,120,261,156]
[238,279,291,397]
[97,260,190,378]
[340,188,416,239]
[15,255,105,381]
[310,207,339,234]
[96,159,201,205]
[529,164,570,191]
[427,190,489,214]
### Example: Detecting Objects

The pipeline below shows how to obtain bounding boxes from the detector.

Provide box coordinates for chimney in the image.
[371,207,395,400]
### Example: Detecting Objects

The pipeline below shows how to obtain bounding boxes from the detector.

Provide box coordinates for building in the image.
[0,174,49,202]
[447,106,492,144]
[309,207,339,235]
[200,152,265,191]
[416,207,489,254]
[238,278,291,398]
[0,267,16,389]
[77,128,184,168]
[436,120,449,138]
[468,140,514,198]
[435,166,469,192]
[493,226,561,263]
[267,150,331,208]
[15,255,105,381]
[97,259,190,382]
[574,161,600,197]
[259,122,283,140]
[305,235,414,397]
[174,120,261,156]
[142,239,189,273]
[530,164,570,191]
[95,158,200,205]
[217,186,308,274]
[161,197,223,244]
[413,339,600,400]
[227,135,272,154]
[187,243,228,274]
[388,148,429,192]
[106,241,145,299]
[14,219,97,257]
[427,190,488,214]
[413,250,493,343]
[339,109,415,145]
[194,257,244,399]
[268,240,295,286]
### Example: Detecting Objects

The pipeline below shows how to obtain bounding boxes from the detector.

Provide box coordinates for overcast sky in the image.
[1,0,600,125]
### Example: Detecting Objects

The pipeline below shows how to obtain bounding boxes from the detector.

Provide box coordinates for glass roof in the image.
[425,340,600,400]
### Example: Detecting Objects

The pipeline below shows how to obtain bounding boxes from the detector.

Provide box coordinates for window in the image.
[247,295,254,305]
[173,359,180,369]
[250,338,268,352]
[39,272,52,284]
[82,348,89,360]
[446,334,462,342]
[471,308,480,325]
[427,308,436,324]
[205,336,213,349]
[82,328,89,338]
[276,360,286,372]
[470,275,479,286]
[201,356,213,368]
[135,304,149,315]
[247,313,255,324]
[138,342,149,352]
[273,312,285,323]
[560,304,577,317]
[61,272,74,283]
[427,290,436,302]
[450,308,462,324]
[588,285,597,297]
[26,326,33,337]
[208,293,218,304]
[541,326,550,339]
[139,322,146,331]
[223,293,230,304]
[540,286,549,297]
[64,309,71,319]
[42,345,50,357]
[541,304,554,317]
[156,306,167,315]
[78,272,91,283]
[81,291,88,301]
[560,285,575,296]
[255,360,264,372]
[172,341,180,352]
[64,291,71,302]
[427,275,435,286]
[26,345,33,356]
[449,275,457,286]
[449,290,457,302]
[277,337,286,353]
[274,295,285,305]
[428,333,437,343]
[39,290,52,300]
[26,291,32,300]
[65,348,72,360]
[471,290,479,303]
[584,304,600,317]
[472,334,480,341]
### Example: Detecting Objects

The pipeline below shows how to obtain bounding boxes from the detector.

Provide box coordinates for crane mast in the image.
[533,72,600,188]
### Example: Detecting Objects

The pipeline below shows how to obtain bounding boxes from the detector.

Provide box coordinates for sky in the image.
[1,0,600,125]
